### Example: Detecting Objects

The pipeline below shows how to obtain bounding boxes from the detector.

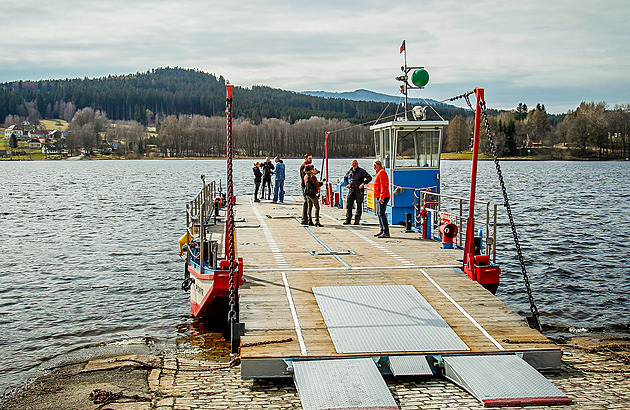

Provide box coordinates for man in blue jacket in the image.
[343,159,372,225]
[272,156,286,203]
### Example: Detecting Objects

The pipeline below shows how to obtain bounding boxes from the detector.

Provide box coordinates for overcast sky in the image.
[2,0,628,113]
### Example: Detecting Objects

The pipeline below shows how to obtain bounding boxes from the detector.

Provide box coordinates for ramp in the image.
[443,355,571,407]
[313,285,470,354]
[293,358,397,410]
[388,355,433,376]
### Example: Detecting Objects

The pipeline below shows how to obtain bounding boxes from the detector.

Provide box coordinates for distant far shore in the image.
[2,146,628,162]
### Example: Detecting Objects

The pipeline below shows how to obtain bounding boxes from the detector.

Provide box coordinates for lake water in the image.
[1,158,629,395]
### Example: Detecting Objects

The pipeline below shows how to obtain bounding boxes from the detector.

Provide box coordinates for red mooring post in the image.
[463,87,484,279]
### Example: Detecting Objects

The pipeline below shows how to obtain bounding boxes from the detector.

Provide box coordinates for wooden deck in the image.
[233,196,561,377]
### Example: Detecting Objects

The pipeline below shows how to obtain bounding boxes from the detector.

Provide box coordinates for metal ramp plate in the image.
[313,285,470,354]
[389,355,433,376]
[293,358,397,410]
[443,355,572,407]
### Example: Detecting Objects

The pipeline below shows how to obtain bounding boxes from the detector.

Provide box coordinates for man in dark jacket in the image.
[261,157,274,200]
[299,154,313,225]
[343,159,372,225]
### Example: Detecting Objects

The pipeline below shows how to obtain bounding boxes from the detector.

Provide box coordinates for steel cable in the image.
[464,94,541,331]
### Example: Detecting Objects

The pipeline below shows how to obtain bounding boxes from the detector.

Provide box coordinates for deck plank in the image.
[234,197,556,363]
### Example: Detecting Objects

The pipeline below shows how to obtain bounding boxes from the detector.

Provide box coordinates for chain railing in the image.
[465,93,541,331]
[225,85,241,353]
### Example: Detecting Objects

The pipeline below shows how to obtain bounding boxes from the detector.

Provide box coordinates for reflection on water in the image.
[176,318,231,360]
[0,158,629,394]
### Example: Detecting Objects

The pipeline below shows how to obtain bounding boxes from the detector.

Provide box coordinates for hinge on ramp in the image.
[443,354,571,407]
[293,358,398,410]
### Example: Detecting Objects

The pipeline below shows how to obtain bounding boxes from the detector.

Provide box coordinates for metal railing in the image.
[185,178,218,275]
[413,188,498,263]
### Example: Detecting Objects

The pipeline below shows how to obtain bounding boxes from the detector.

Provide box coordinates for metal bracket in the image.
[309,250,356,256]
[231,321,245,353]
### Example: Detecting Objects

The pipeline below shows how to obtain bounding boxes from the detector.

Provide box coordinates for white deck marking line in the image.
[418,268,505,350]
[251,199,307,355]
[281,272,307,356]
[321,211,414,266]
[243,264,460,272]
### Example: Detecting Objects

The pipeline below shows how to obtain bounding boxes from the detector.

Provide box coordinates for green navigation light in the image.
[411,69,429,87]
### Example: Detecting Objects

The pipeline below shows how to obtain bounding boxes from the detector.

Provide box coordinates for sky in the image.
[2,0,628,114]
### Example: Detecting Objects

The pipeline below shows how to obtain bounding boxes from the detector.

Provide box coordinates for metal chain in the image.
[226,90,237,325]
[464,95,541,331]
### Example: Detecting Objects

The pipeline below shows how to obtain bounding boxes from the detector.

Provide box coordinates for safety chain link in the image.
[465,94,541,331]
[240,337,293,348]
[106,357,240,373]
[225,89,237,326]
[89,389,151,407]
[502,338,555,344]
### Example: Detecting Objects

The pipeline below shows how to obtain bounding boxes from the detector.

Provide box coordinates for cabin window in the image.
[383,128,391,168]
[395,128,441,168]
[374,130,381,160]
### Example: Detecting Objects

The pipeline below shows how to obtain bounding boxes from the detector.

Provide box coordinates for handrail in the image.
[185,179,217,275]
[413,188,498,262]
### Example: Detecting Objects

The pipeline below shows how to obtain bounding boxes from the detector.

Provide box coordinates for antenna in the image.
[396,45,430,120]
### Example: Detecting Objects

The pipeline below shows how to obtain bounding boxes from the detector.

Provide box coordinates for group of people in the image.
[341,158,390,238]
[253,154,391,238]
[252,156,285,203]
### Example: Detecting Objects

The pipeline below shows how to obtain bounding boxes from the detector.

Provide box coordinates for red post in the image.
[464,88,484,277]
[325,131,329,184]
[324,131,333,206]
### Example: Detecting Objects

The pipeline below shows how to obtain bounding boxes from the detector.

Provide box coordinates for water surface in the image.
[1,158,628,394]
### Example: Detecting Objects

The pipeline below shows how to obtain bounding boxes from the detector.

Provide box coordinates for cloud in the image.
[1,0,628,113]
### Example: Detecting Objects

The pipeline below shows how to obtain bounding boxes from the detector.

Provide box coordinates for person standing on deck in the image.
[272,156,285,203]
[252,161,262,202]
[303,164,323,226]
[373,159,390,238]
[299,154,313,225]
[343,159,372,225]
[261,157,274,200]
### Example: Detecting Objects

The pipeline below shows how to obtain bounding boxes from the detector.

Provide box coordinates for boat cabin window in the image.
[374,130,381,161]
[382,128,391,168]
[395,128,441,168]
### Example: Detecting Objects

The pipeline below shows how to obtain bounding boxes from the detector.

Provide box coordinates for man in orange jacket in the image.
[373,160,390,238]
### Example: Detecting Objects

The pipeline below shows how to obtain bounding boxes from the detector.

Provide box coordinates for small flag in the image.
[400,40,405,53]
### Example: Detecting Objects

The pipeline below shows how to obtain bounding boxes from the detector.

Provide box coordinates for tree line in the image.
[445,102,630,159]
[2,67,629,159]
[51,100,629,160]
[55,108,372,158]
[0,67,427,126]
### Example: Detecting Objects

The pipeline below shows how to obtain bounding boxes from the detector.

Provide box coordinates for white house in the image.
[4,124,24,140]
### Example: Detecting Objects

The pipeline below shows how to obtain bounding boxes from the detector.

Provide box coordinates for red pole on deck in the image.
[325,131,329,188]
[463,87,484,278]
[324,131,333,205]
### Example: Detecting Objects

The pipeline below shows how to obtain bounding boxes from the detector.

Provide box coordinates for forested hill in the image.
[0,67,469,124]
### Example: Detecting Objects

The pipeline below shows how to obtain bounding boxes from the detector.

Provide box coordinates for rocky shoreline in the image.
[1,337,628,410]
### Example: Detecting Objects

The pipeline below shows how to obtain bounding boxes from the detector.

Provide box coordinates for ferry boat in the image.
[178,65,571,408]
